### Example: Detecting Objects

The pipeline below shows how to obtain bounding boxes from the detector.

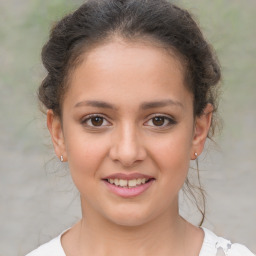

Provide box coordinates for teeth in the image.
[128,179,137,187]
[137,178,142,185]
[119,179,128,186]
[107,178,150,187]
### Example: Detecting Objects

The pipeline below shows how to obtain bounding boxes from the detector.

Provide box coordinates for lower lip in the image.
[103,179,155,198]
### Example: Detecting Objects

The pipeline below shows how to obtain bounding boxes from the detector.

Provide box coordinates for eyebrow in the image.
[74,100,117,110]
[140,99,184,110]
[74,99,183,110]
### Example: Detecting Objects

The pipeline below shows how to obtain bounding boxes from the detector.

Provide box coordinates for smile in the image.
[102,174,155,198]
[107,178,149,188]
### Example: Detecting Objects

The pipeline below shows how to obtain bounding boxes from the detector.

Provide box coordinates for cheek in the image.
[150,131,192,165]
[65,132,109,183]
[148,129,193,188]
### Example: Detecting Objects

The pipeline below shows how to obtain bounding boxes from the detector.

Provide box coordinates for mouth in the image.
[102,173,155,198]
[104,177,154,188]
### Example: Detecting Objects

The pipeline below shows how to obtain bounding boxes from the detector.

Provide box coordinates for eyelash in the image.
[81,114,111,128]
[81,114,177,128]
[144,114,177,128]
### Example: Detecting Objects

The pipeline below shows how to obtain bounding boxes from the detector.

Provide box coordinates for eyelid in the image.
[81,114,112,127]
[144,114,177,127]
[80,113,176,128]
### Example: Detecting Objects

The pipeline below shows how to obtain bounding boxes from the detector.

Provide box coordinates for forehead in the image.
[64,38,192,110]
[74,38,185,81]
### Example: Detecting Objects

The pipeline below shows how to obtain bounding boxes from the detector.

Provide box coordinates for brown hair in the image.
[39,0,221,225]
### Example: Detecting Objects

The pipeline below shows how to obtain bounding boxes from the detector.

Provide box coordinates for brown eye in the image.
[91,116,104,126]
[144,115,177,128]
[82,115,111,128]
[152,116,165,126]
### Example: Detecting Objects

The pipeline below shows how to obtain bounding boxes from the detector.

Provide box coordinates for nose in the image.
[109,123,147,168]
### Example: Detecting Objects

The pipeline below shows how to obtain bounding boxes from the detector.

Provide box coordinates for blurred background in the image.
[0,0,255,255]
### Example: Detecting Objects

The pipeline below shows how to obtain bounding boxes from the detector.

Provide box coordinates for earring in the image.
[60,155,64,162]
[194,152,198,159]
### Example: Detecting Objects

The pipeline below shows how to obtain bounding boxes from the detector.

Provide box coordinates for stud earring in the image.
[194,152,198,159]
[60,155,64,162]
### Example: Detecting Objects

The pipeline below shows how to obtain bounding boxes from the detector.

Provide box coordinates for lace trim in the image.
[216,240,232,256]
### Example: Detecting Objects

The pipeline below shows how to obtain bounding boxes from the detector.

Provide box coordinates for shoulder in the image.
[200,227,255,256]
[25,234,66,256]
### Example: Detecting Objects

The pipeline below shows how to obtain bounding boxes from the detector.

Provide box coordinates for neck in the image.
[73,197,188,256]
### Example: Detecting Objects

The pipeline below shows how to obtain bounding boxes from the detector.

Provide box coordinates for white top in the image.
[26,227,255,256]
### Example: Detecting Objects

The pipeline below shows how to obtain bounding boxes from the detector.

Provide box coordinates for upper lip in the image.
[102,173,154,180]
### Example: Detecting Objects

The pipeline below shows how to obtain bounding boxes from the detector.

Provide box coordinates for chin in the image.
[103,204,155,227]
[108,215,151,228]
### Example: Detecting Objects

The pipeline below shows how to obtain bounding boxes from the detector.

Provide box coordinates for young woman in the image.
[26,0,255,255]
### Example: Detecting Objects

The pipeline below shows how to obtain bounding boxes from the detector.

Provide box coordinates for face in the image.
[48,39,212,227]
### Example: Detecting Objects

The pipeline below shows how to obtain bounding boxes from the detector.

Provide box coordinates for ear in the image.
[47,110,67,162]
[191,104,213,160]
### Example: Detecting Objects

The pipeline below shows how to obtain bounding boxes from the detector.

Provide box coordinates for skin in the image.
[47,38,213,256]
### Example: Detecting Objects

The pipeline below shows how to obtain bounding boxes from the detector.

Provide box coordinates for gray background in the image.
[0,0,255,255]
